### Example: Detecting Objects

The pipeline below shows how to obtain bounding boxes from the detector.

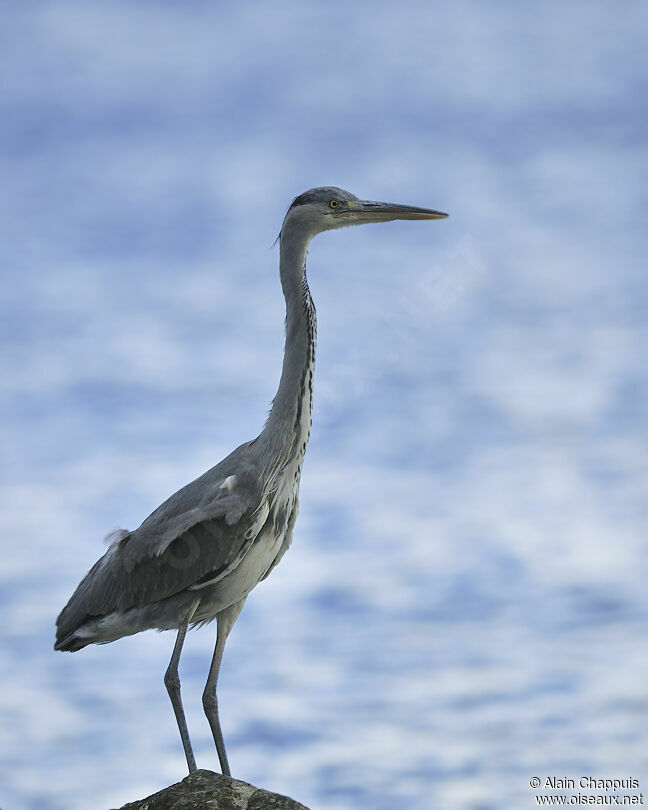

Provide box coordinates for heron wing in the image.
[55,442,268,638]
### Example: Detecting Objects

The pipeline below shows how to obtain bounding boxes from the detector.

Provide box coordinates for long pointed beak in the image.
[352,200,449,223]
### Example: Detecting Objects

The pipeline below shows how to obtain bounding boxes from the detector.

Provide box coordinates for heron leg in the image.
[202,598,246,777]
[165,604,199,774]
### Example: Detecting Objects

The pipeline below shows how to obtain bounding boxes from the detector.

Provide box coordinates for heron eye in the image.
[329,199,340,209]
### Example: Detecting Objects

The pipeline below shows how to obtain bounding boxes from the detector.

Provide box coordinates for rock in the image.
[116,769,310,810]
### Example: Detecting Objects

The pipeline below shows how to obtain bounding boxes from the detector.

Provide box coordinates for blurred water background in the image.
[1,2,647,808]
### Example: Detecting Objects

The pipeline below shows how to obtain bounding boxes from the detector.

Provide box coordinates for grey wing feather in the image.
[55,442,266,643]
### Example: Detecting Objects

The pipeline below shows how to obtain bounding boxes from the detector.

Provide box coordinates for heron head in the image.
[281,186,448,240]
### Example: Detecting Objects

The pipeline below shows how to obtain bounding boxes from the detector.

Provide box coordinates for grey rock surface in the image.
[116,769,309,810]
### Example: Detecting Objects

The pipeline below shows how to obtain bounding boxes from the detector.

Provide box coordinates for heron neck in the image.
[260,231,317,470]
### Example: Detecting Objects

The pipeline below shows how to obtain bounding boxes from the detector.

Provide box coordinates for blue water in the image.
[1,3,647,808]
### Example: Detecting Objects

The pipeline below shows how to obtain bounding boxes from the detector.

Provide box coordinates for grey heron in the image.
[54,186,448,777]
